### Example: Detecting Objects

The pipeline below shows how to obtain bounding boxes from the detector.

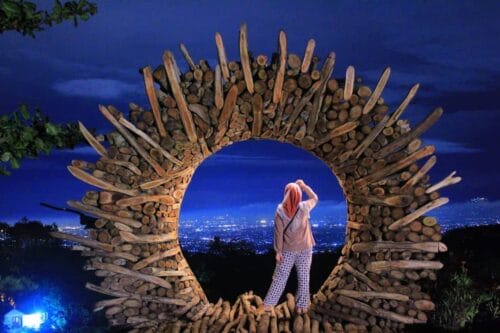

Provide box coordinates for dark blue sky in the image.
[0,1,499,226]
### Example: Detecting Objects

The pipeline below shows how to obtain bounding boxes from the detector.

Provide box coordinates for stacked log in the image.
[51,24,460,332]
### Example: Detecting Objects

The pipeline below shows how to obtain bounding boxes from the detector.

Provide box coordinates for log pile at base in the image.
[51,23,460,332]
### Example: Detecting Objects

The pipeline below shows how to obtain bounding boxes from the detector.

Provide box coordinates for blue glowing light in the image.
[22,312,47,330]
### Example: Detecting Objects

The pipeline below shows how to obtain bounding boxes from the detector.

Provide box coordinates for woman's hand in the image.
[275,252,283,263]
[295,179,305,188]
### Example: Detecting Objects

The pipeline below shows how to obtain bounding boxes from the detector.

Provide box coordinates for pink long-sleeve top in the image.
[273,197,318,253]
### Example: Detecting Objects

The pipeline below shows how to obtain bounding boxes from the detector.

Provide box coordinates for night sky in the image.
[0,1,498,226]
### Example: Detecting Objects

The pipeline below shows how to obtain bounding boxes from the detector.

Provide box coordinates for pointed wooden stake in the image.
[67,199,142,228]
[355,145,435,187]
[362,67,391,114]
[387,83,420,127]
[344,66,355,101]
[307,52,336,135]
[215,64,224,110]
[239,23,254,94]
[99,105,167,176]
[179,43,197,71]
[142,66,167,138]
[425,171,462,194]
[388,197,449,231]
[214,85,239,145]
[352,115,389,159]
[215,32,230,80]
[374,107,443,159]
[273,30,287,104]
[401,156,436,191]
[78,121,107,157]
[301,39,316,73]
[118,116,182,166]
[67,165,140,196]
[163,51,198,143]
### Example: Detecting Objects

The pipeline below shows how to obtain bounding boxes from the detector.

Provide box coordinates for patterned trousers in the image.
[263,247,313,308]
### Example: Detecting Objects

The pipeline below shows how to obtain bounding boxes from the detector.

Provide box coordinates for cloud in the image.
[202,152,325,168]
[423,138,482,154]
[52,78,140,99]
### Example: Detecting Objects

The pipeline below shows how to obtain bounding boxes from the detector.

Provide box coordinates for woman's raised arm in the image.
[297,180,318,209]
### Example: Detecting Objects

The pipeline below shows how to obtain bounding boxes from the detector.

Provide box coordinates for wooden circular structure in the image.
[51,24,461,332]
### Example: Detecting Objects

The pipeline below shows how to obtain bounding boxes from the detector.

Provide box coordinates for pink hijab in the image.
[282,183,302,219]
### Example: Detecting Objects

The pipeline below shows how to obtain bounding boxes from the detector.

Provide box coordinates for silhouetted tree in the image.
[0,0,97,37]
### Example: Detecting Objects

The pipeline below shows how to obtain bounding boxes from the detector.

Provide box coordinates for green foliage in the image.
[0,104,84,175]
[0,0,97,37]
[0,274,38,293]
[434,265,494,330]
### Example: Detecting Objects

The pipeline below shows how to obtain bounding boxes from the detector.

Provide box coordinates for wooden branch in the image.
[388,197,449,230]
[116,194,175,208]
[425,171,462,194]
[214,85,239,145]
[50,231,113,252]
[352,115,389,159]
[100,249,139,262]
[307,52,336,135]
[94,297,127,312]
[362,67,390,114]
[215,32,230,80]
[355,145,435,187]
[143,267,188,277]
[163,51,198,143]
[101,156,142,175]
[387,83,420,127]
[346,221,363,230]
[142,66,167,138]
[119,231,177,244]
[272,30,287,104]
[336,295,425,324]
[67,199,142,228]
[251,93,263,137]
[179,43,197,71]
[401,156,436,191]
[373,107,443,159]
[67,165,140,196]
[118,113,182,166]
[347,193,413,207]
[310,304,369,326]
[215,64,224,110]
[188,104,211,124]
[92,262,172,289]
[366,260,444,273]
[343,262,381,291]
[312,120,359,149]
[273,90,288,136]
[138,166,194,190]
[198,136,212,158]
[344,66,355,101]
[352,241,448,253]
[301,39,315,73]
[239,23,254,94]
[334,289,409,302]
[280,80,323,137]
[78,121,107,156]
[99,105,166,176]
[132,246,181,270]
[175,295,201,316]
[86,283,129,297]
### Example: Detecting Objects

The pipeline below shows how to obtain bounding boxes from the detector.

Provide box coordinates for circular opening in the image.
[179,139,346,302]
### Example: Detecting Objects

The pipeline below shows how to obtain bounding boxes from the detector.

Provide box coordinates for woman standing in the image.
[262,179,318,314]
